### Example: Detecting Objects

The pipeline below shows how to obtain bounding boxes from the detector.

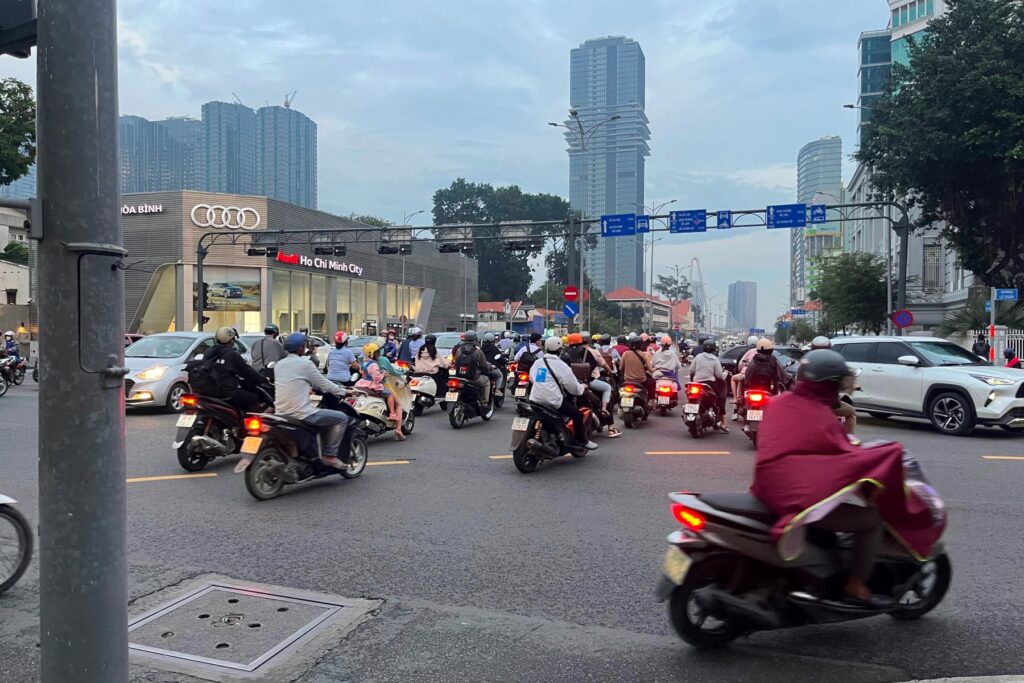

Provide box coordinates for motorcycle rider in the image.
[3,331,20,363]
[480,332,506,392]
[251,323,286,374]
[356,342,407,440]
[382,330,399,362]
[202,327,270,414]
[689,340,728,432]
[397,327,424,363]
[744,339,788,393]
[1005,347,1021,369]
[414,334,449,389]
[613,335,630,359]
[621,336,656,402]
[651,335,684,389]
[528,336,598,451]
[808,336,859,437]
[453,330,493,405]
[498,330,515,354]
[274,332,356,469]
[326,332,360,387]
[514,332,543,365]
[561,333,620,437]
[729,335,761,415]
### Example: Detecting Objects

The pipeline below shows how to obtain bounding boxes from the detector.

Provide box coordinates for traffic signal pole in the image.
[36,1,130,680]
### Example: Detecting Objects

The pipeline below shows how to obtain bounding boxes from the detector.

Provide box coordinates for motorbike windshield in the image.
[125,336,195,359]
[903,451,947,527]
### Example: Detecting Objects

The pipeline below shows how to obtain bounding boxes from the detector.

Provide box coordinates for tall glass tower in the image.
[200,101,257,195]
[791,136,843,305]
[256,105,318,209]
[566,36,651,294]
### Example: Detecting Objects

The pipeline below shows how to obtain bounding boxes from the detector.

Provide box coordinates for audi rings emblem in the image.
[190,204,261,231]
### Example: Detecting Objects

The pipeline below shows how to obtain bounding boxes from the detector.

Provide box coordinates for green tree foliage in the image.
[857,0,1024,288]
[653,265,692,306]
[934,292,1024,337]
[816,253,889,335]
[432,179,570,301]
[0,78,35,186]
[775,321,792,345]
[348,214,392,228]
[1,241,28,264]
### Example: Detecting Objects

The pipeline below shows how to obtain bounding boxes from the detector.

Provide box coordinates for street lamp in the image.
[397,210,426,328]
[634,199,676,331]
[843,103,871,110]
[548,111,622,329]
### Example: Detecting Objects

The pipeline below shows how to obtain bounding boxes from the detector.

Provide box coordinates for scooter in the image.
[654,453,951,648]
[0,494,32,595]
[654,377,679,416]
[172,387,273,472]
[683,382,721,438]
[736,383,784,449]
[445,376,498,429]
[408,372,447,415]
[618,382,650,429]
[342,388,415,439]
[511,368,532,416]
[510,399,595,473]
[236,396,368,501]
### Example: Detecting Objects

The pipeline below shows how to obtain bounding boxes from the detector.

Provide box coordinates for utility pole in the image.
[566,213,577,333]
[36,1,130,681]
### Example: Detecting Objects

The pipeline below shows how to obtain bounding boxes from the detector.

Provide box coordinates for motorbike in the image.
[172,386,274,472]
[408,372,447,415]
[618,382,650,429]
[445,375,500,428]
[0,494,33,595]
[510,399,595,473]
[0,361,8,398]
[342,388,415,438]
[511,368,533,416]
[0,356,20,392]
[683,382,721,438]
[654,377,679,416]
[235,395,368,501]
[735,383,783,448]
[7,358,26,385]
[654,452,951,649]
[32,361,38,383]
[506,361,518,394]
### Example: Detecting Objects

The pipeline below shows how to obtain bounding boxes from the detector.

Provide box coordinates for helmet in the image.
[215,326,236,344]
[561,335,569,344]
[283,332,307,354]
[545,336,563,353]
[334,331,348,345]
[513,333,522,342]
[640,333,650,342]
[503,331,512,339]
[264,323,280,336]
[425,334,437,345]
[797,349,856,383]
[463,330,478,344]
[567,333,584,345]
[580,330,591,340]
[601,334,612,345]
[483,332,496,343]
[1005,347,1016,360]
[746,335,758,346]
[410,327,422,337]
[592,334,602,342]
[529,332,542,342]
[702,340,718,354]
[756,338,774,351]
[661,335,672,346]
[363,342,381,358]
[811,335,832,350]
[3,330,13,338]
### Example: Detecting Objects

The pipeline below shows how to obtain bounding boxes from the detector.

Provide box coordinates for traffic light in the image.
[201,282,210,310]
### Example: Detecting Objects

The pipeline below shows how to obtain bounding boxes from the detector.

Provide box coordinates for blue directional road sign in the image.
[601,213,636,237]
[995,288,1019,301]
[749,328,766,335]
[670,209,707,233]
[766,204,807,229]
[985,301,993,312]
[563,301,579,319]
[636,215,650,233]
[810,204,828,224]
[717,210,732,229]
[791,308,807,316]
[778,321,791,329]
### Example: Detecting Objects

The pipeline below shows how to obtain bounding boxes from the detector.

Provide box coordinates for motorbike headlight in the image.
[136,365,167,381]
[970,374,1017,386]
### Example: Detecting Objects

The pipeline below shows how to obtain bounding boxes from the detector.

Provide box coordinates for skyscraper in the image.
[791,136,843,305]
[200,101,257,195]
[159,116,202,190]
[256,105,318,209]
[118,115,201,193]
[857,30,892,149]
[728,281,757,332]
[566,36,651,294]
[0,163,35,200]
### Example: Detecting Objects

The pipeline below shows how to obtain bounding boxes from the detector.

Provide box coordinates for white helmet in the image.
[3,330,13,338]
[746,335,758,346]
[544,336,563,353]
[811,335,832,349]
[503,330,512,339]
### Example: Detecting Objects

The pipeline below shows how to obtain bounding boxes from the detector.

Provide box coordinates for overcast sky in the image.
[2,0,890,328]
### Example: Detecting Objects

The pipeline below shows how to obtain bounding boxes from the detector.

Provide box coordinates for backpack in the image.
[745,353,776,391]
[518,346,539,372]
[186,355,234,397]
[455,346,481,380]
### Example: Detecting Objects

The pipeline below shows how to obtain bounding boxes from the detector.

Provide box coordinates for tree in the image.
[432,179,570,301]
[775,322,792,345]
[1,241,28,264]
[348,214,392,228]
[934,292,1024,337]
[816,253,890,335]
[653,265,691,306]
[0,78,35,187]
[857,0,1024,289]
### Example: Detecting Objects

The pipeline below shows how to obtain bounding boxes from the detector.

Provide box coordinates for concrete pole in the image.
[36,0,129,680]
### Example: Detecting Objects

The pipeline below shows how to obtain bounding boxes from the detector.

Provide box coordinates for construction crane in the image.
[284,91,298,109]
[231,92,246,107]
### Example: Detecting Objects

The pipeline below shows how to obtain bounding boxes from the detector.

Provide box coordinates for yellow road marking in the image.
[645,451,731,456]
[367,460,411,466]
[489,455,514,460]
[126,473,218,484]
[982,455,1024,461]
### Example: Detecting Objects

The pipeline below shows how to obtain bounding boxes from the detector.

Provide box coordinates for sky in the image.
[1,0,890,328]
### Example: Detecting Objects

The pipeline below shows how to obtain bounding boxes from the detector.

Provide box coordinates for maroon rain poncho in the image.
[751,380,945,561]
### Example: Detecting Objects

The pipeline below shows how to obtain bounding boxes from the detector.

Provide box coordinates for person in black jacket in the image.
[205,327,268,413]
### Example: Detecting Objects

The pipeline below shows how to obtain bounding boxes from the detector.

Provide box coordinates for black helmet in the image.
[264,323,280,336]
[702,340,717,354]
[425,334,437,345]
[1004,347,1015,360]
[463,330,478,344]
[483,332,496,343]
[529,332,542,343]
[797,349,856,383]
[601,334,611,345]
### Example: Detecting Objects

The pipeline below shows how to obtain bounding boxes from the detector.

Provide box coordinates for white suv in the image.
[831,336,1024,436]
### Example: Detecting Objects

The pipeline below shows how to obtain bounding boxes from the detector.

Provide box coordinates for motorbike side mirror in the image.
[897,355,920,367]
[193,354,204,361]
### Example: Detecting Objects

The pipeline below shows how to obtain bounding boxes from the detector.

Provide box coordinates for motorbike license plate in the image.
[746,410,764,421]
[514,387,526,398]
[511,417,531,431]
[175,413,197,428]
[657,396,670,405]
[663,545,693,585]
[240,436,263,454]
[684,403,700,414]
[445,391,459,402]
[621,397,634,408]
[310,393,323,404]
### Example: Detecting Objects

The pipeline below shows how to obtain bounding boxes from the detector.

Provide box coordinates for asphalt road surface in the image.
[2,381,1023,682]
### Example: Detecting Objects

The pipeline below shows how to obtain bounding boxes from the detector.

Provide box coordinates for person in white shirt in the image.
[514,332,543,362]
[527,336,597,450]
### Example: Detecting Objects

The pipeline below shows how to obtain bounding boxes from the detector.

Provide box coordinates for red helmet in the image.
[334,331,348,344]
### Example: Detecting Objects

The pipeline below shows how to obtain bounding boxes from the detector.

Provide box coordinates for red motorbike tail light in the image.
[180,394,198,408]
[657,384,672,394]
[244,417,263,433]
[622,385,635,393]
[670,503,706,532]
[517,373,529,382]
[396,360,409,370]
[447,379,461,389]
[746,391,766,405]
[686,384,703,396]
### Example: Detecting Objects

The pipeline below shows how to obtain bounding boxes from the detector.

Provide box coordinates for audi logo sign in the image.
[190,204,261,231]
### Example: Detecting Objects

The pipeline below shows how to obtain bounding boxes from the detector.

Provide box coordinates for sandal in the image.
[607,428,622,438]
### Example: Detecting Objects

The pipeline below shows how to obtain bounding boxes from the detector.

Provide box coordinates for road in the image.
[2,380,1023,682]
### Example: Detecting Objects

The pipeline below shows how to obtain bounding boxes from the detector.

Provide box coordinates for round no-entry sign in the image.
[892,309,914,329]
[563,285,579,302]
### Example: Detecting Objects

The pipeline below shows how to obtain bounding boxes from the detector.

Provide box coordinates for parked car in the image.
[123,332,249,412]
[125,333,145,347]
[832,335,1024,436]
[209,282,244,298]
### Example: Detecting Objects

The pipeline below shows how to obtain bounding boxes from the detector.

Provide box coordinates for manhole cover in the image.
[129,582,360,674]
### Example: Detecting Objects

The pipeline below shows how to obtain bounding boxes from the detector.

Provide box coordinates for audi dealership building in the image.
[120,191,479,336]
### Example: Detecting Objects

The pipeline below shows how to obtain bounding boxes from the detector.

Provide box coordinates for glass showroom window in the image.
[271,269,290,332]
[311,274,327,336]
[290,272,310,333]
[336,277,351,333]
[351,279,366,334]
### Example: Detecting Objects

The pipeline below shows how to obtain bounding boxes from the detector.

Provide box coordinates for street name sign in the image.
[766,204,807,229]
[669,209,707,233]
[995,288,1019,301]
[601,213,636,237]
